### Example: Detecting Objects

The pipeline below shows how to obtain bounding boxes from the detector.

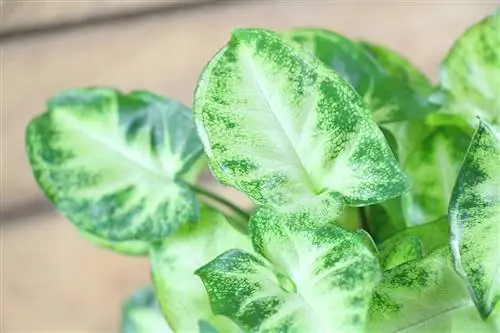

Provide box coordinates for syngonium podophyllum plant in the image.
[25,12,499,333]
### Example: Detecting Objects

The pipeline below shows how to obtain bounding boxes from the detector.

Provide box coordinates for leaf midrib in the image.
[241,48,319,194]
[59,111,179,182]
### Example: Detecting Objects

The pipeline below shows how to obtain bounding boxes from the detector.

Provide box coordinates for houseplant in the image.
[25,11,499,333]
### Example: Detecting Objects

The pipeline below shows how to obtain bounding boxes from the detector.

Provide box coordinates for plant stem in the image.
[188,184,251,221]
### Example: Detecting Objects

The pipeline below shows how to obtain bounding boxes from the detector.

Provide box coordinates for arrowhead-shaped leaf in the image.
[194,28,408,215]
[196,207,381,332]
[368,247,491,332]
[150,206,251,333]
[449,120,500,318]
[26,88,204,241]
[120,285,172,333]
[403,126,471,225]
[285,28,437,124]
[437,12,500,131]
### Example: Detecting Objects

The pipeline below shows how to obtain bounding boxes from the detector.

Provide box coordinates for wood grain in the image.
[1,0,214,34]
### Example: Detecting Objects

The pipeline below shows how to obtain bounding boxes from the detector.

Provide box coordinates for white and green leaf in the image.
[368,247,492,332]
[150,206,251,333]
[402,126,471,225]
[436,12,500,131]
[194,29,408,216]
[449,120,500,318]
[196,207,381,332]
[120,285,172,333]
[26,88,204,241]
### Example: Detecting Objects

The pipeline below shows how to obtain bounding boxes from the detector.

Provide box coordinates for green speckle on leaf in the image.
[449,119,500,318]
[196,206,381,332]
[194,28,409,218]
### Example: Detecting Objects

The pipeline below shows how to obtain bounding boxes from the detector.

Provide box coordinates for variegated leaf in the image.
[150,206,251,333]
[196,207,381,333]
[449,120,500,318]
[378,236,423,270]
[368,247,492,332]
[402,126,471,225]
[285,29,437,124]
[437,12,500,132]
[120,285,172,333]
[26,88,203,241]
[194,29,408,216]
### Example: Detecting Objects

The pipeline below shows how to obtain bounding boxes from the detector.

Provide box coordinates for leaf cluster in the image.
[25,12,499,333]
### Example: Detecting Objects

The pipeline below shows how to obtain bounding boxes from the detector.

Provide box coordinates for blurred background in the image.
[1,0,497,331]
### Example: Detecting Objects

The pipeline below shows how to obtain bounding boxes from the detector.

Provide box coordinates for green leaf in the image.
[79,230,149,256]
[337,206,362,231]
[437,12,500,131]
[25,88,203,241]
[381,119,433,167]
[488,303,500,331]
[368,247,491,332]
[359,41,434,97]
[196,207,382,332]
[121,285,172,333]
[356,40,437,163]
[402,126,471,225]
[378,216,450,255]
[449,120,500,318]
[378,236,423,270]
[194,28,408,215]
[150,206,251,333]
[285,28,437,124]
[284,29,380,99]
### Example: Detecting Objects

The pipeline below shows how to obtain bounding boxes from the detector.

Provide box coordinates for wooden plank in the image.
[2,211,151,332]
[0,0,215,34]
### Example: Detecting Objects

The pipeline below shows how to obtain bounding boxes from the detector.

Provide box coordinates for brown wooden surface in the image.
[1,0,214,34]
[2,1,497,331]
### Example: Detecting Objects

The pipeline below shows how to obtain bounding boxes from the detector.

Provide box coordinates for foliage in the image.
[25,11,499,333]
